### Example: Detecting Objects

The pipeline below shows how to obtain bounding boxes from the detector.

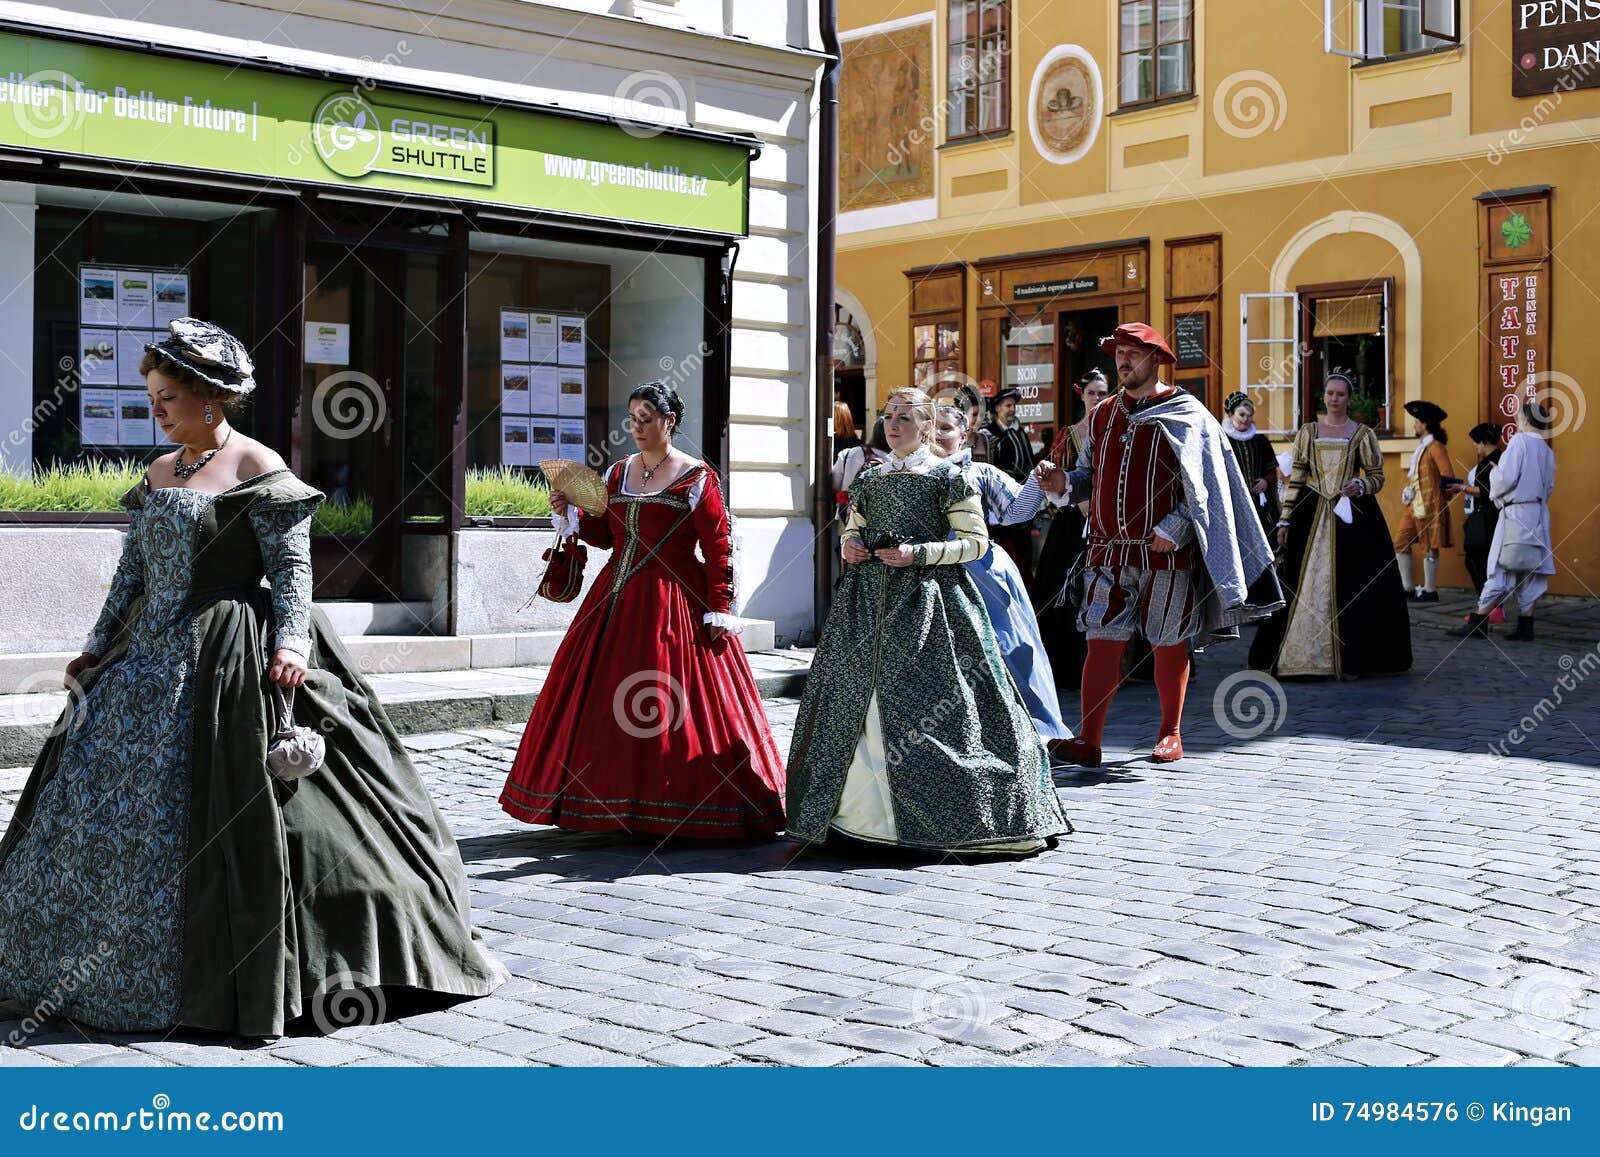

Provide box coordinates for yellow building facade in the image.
[834,0,1598,595]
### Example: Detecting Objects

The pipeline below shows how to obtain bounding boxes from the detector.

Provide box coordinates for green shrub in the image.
[311,495,374,538]
[2,462,553,524]
[0,460,146,511]
[465,466,551,518]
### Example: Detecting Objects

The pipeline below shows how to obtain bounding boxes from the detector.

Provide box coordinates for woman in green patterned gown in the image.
[786,388,1072,855]
[0,319,506,1038]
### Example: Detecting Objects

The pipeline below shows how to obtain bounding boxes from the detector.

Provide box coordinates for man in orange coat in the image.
[1393,399,1455,602]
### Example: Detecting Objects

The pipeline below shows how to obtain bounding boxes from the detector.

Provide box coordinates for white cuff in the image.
[1042,487,1072,508]
[276,638,311,663]
[552,507,582,537]
[702,612,744,634]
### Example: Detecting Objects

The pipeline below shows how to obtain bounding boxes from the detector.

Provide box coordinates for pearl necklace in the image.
[173,428,232,479]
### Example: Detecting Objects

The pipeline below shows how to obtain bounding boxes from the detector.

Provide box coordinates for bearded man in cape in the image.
[1037,323,1282,765]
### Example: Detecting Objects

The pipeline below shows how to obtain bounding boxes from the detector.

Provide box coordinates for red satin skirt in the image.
[500,568,786,840]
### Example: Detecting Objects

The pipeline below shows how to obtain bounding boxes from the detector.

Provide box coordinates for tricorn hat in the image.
[1404,399,1448,425]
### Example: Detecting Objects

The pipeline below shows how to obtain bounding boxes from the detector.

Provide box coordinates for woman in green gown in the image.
[786,387,1071,855]
[0,319,506,1038]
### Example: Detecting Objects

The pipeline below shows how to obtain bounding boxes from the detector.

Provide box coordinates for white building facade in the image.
[0,0,825,655]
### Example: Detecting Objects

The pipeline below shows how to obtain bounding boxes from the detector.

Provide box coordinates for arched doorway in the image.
[832,287,877,443]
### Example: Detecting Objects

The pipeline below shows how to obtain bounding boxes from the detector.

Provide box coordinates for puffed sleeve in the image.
[248,495,320,662]
[996,473,1047,525]
[689,469,738,627]
[1278,424,1313,524]
[912,469,989,566]
[83,497,147,656]
[1355,426,1385,495]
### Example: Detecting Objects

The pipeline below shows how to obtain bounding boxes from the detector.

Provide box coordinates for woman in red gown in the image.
[500,383,786,840]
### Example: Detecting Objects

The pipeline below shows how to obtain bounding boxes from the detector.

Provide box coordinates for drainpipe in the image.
[813,0,840,643]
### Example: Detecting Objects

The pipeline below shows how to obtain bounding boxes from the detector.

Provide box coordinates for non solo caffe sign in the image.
[0,31,748,235]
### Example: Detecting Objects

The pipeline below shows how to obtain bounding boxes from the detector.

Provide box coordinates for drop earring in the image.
[204,403,215,426]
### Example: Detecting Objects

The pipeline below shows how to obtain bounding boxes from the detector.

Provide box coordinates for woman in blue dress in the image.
[932,405,1071,741]
[0,319,506,1037]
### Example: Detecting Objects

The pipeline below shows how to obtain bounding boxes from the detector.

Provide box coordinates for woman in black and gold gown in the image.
[1248,374,1411,679]
[0,319,506,1037]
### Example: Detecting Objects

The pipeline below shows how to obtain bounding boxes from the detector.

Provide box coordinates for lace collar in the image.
[1223,423,1259,441]
[882,444,936,474]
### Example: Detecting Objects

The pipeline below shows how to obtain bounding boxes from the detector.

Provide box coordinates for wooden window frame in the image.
[1117,0,1196,112]
[906,262,968,401]
[1298,277,1396,436]
[946,0,1012,144]
[910,312,966,395]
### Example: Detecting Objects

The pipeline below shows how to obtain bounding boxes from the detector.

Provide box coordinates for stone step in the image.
[0,647,812,769]
[317,599,435,637]
[0,618,779,694]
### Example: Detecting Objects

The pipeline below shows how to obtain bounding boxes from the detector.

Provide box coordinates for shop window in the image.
[911,317,964,394]
[947,0,1011,140]
[466,233,707,479]
[1326,1,1460,61]
[1304,280,1394,434]
[9,188,277,506]
[1118,0,1194,109]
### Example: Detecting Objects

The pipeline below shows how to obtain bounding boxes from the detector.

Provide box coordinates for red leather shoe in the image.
[1151,734,1184,763]
[1049,737,1102,767]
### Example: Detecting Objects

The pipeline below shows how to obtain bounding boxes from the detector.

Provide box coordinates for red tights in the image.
[1077,639,1190,746]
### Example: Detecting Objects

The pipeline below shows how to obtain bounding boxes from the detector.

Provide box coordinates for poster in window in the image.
[528,364,559,414]
[531,420,558,457]
[529,312,559,363]
[557,316,586,366]
[557,367,586,417]
[79,328,118,386]
[80,387,120,444]
[500,310,530,363]
[116,329,150,386]
[80,268,118,325]
[153,272,189,328]
[116,270,155,329]
[557,418,587,462]
[501,416,531,467]
[118,392,156,445]
[304,322,351,365]
[501,365,531,415]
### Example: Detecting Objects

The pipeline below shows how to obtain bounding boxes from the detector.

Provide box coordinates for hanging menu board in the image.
[500,305,587,467]
[77,263,188,445]
[1003,319,1057,425]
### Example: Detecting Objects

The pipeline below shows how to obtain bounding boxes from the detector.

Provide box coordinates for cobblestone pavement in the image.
[2,591,1598,1067]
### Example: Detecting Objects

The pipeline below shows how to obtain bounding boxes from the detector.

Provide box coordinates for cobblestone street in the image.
[3,594,1598,1067]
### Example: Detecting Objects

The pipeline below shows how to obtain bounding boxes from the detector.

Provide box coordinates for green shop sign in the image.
[0,31,749,235]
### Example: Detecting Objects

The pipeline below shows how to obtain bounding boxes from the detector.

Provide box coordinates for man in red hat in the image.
[1036,322,1281,765]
